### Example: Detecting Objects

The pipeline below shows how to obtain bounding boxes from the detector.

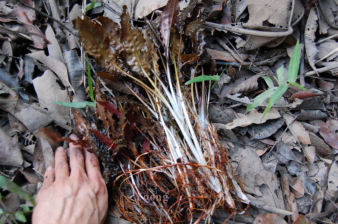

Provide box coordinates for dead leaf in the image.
[160,0,178,48]
[224,109,281,130]
[291,178,304,198]
[28,51,71,88]
[309,132,334,156]
[253,213,287,224]
[283,114,311,145]
[244,0,291,29]
[206,48,248,62]
[326,157,338,200]
[230,73,263,94]
[14,103,53,131]
[318,120,338,150]
[293,215,314,224]
[290,91,322,102]
[297,109,327,121]
[0,128,23,166]
[303,146,316,164]
[305,8,318,74]
[45,25,63,61]
[14,5,46,49]
[0,81,18,114]
[248,119,284,139]
[32,70,71,130]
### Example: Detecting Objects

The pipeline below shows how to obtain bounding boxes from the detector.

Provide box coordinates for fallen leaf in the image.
[224,109,281,130]
[206,48,248,62]
[0,128,23,166]
[253,213,287,224]
[326,157,338,200]
[309,132,334,156]
[160,0,178,48]
[305,8,318,74]
[248,119,284,139]
[297,109,327,121]
[45,25,63,61]
[230,73,263,94]
[290,178,304,198]
[135,0,169,19]
[318,120,338,150]
[27,51,71,88]
[283,114,311,145]
[0,81,18,114]
[33,70,71,130]
[290,91,321,101]
[303,146,316,164]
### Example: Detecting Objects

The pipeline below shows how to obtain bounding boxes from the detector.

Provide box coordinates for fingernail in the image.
[56,146,64,152]
[70,134,79,140]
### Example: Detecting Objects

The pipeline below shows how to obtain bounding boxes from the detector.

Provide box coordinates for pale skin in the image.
[32,135,108,224]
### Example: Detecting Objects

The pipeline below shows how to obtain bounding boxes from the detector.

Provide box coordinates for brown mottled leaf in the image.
[160,0,179,48]
[253,213,287,224]
[73,9,158,77]
[319,120,338,150]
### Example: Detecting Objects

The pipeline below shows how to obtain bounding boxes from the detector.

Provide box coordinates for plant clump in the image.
[72,2,249,223]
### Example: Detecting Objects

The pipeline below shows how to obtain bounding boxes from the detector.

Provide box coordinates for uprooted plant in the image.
[69,2,249,223]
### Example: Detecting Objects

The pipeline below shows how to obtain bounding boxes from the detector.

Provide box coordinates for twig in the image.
[18,0,77,36]
[216,38,244,64]
[206,0,295,38]
[305,62,338,76]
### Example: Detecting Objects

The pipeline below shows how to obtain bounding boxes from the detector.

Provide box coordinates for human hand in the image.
[32,135,108,224]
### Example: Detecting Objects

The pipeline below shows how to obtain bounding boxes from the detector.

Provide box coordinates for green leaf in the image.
[15,211,26,223]
[0,176,34,205]
[0,214,8,224]
[85,0,102,11]
[246,87,276,113]
[0,208,3,215]
[262,85,288,118]
[276,66,285,85]
[288,40,300,83]
[288,81,307,91]
[262,76,274,88]
[20,205,30,213]
[86,54,95,102]
[55,101,95,108]
[185,75,220,85]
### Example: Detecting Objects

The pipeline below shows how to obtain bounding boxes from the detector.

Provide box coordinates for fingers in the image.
[55,147,69,179]
[85,150,103,183]
[69,134,85,177]
[42,166,55,188]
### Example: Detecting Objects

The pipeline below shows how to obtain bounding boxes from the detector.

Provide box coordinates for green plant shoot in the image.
[246,40,305,117]
[55,101,95,108]
[86,54,95,102]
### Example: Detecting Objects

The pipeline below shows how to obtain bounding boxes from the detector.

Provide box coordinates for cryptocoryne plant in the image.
[72,3,249,223]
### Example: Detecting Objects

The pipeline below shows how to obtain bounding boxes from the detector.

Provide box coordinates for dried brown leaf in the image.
[160,0,178,48]
[283,114,311,145]
[305,8,318,74]
[319,120,338,150]
[0,128,23,166]
[224,109,281,130]
[253,213,287,224]
[230,73,263,94]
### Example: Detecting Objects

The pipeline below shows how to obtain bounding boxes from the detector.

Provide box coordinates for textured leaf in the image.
[263,85,288,118]
[284,114,311,145]
[55,101,94,108]
[0,176,34,205]
[246,87,276,113]
[288,40,300,83]
[185,75,220,85]
[230,73,263,94]
[73,9,158,77]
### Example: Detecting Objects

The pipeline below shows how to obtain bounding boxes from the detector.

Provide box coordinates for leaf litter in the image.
[0,0,337,223]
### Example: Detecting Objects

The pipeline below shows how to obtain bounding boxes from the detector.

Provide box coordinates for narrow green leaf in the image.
[85,0,102,11]
[185,75,220,85]
[246,88,276,113]
[262,85,288,118]
[20,205,30,213]
[262,76,274,88]
[0,208,3,215]
[55,101,95,108]
[15,211,26,223]
[288,40,300,83]
[0,176,34,205]
[86,54,95,102]
[288,81,307,91]
[276,66,285,85]
[0,214,8,224]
